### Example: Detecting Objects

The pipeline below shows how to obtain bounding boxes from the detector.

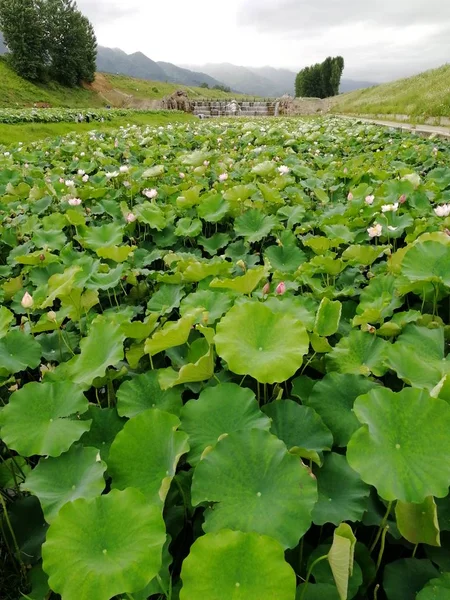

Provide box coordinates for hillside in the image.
[0,58,248,109]
[332,64,450,118]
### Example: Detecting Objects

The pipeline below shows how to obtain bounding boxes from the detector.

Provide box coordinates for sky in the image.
[77,0,450,82]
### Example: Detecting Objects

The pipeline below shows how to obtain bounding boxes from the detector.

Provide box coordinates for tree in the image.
[295,56,345,99]
[0,0,47,80]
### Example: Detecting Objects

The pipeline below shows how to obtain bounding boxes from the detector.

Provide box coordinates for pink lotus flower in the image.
[365,195,375,205]
[399,194,407,204]
[219,173,228,182]
[68,198,82,206]
[126,212,137,223]
[347,192,354,201]
[275,281,286,295]
[367,223,382,238]
[21,291,34,309]
[262,282,270,295]
[143,188,158,199]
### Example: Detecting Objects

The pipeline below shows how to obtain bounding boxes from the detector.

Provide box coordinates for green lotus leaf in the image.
[353,274,403,326]
[77,223,124,250]
[180,290,233,325]
[383,559,439,600]
[210,266,266,295]
[258,182,285,204]
[265,243,307,273]
[234,209,277,243]
[3,496,47,565]
[215,302,309,384]
[144,314,196,356]
[384,325,447,390]
[296,583,340,600]
[116,370,183,418]
[53,316,125,388]
[175,217,202,238]
[180,150,209,166]
[142,164,164,178]
[302,236,333,254]
[262,399,333,452]
[401,241,450,287]
[0,456,30,488]
[121,314,159,339]
[251,160,277,176]
[312,453,370,526]
[347,387,450,502]
[134,202,166,230]
[428,167,450,190]
[108,408,189,504]
[0,381,90,457]
[85,264,124,290]
[197,193,230,222]
[176,185,203,208]
[42,489,166,600]
[147,284,185,315]
[22,445,106,523]
[158,334,215,390]
[176,257,231,283]
[40,265,81,309]
[306,542,363,599]
[314,298,342,337]
[395,497,440,547]
[305,373,379,447]
[26,562,50,600]
[326,330,388,377]
[265,295,318,331]
[0,330,41,377]
[96,245,135,263]
[342,244,387,266]
[180,383,270,465]
[191,429,317,548]
[416,573,450,599]
[0,306,14,338]
[180,530,296,600]
[198,232,231,255]
[59,288,99,322]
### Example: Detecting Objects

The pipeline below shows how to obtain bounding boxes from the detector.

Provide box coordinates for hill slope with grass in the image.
[332,64,450,119]
[0,58,250,109]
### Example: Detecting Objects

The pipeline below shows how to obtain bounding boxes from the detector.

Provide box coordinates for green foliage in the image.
[1,116,450,600]
[296,56,345,98]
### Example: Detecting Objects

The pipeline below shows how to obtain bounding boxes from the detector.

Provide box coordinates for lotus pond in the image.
[1,117,450,600]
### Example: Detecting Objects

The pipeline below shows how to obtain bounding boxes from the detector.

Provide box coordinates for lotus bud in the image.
[21,291,34,309]
[262,282,270,296]
[399,194,407,204]
[126,212,137,223]
[275,281,286,295]
[347,192,354,201]
[236,260,246,272]
[48,311,57,322]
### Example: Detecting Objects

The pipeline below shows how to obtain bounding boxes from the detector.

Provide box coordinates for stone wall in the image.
[278,96,331,116]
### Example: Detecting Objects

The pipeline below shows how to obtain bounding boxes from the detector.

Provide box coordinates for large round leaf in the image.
[0,381,90,457]
[0,330,41,376]
[417,573,450,599]
[22,445,106,523]
[347,387,450,502]
[215,302,310,384]
[108,408,189,504]
[180,383,271,465]
[79,406,125,461]
[180,530,296,600]
[312,453,370,526]
[191,429,317,548]
[401,241,450,287]
[326,330,388,377]
[116,371,183,418]
[383,559,439,600]
[262,399,333,452]
[305,373,379,447]
[42,488,166,600]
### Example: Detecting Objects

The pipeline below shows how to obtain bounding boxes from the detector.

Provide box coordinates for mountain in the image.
[187,63,376,97]
[96,47,226,89]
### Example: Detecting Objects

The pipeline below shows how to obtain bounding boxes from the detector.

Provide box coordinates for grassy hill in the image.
[0,58,251,109]
[332,64,450,119]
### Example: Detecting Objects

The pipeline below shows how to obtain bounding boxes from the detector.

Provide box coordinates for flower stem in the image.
[299,555,328,600]
[370,501,392,553]
[0,492,26,574]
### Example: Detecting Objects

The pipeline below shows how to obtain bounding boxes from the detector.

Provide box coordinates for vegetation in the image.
[0,0,96,85]
[332,64,450,119]
[296,56,344,98]
[1,117,450,600]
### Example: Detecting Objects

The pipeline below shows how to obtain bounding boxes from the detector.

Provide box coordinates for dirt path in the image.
[337,115,450,140]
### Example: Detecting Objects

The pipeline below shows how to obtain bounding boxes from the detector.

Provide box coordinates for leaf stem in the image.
[0,492,26,574]
[370,501,392,553]
[299,554,328,600]
[375,526,389,573]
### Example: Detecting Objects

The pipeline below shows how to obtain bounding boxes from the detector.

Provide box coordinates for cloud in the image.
[76,0,140,25]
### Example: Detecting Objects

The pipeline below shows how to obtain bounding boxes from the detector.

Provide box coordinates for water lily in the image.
[367,223,383,238]
[219,173,228,182]
[21,291,34,309]
[278,165,290,175]
[275,281,286,295]
[434,204,450,217]
[143,188,158,199]
[365,195,375,205]
[68,198,82,206]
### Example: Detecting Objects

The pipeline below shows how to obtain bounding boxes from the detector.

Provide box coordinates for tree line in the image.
[295,56,344,99]
[0,0,96,86]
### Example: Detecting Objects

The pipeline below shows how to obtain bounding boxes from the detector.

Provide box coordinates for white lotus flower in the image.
[68,197,82,206]
[365,195,375,205]
[120,165,129,173]
[143,188,158,199]
[434,204,450,217]
[126,212,136,223]
[278,165,290,175]
[219,173,228,182]
[21,291,34,309]
[106,171,119,179]
[78,169,85,176]
[367,223,383,238]
[387,226,398,231]
[82,174,89,183]
[65,180,75,187]
[381,203,399,213]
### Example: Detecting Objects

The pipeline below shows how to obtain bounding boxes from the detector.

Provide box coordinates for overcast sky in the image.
[77,0,450,82]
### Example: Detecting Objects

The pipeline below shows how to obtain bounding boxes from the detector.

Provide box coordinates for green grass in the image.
[104,74,259,101]
[332,64,450,119]
[0,111,193,145]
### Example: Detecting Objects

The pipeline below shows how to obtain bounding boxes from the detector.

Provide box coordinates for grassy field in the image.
[0,111,193,145]
[332,64,450,119]
[0,57,255,109]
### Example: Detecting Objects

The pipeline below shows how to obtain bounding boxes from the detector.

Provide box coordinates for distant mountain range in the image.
[0,33,376,97]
